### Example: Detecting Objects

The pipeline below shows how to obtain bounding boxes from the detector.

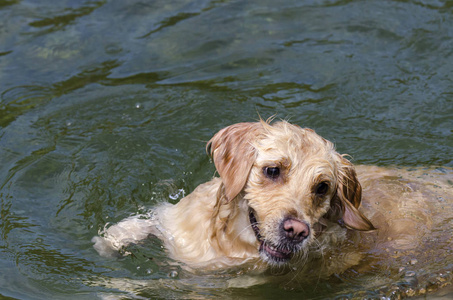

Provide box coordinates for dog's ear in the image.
[330,156,375,231]
[207,122,260,202]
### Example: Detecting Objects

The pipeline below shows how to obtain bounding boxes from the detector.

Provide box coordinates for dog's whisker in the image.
[309,237,326,292]
[284,249,309,287]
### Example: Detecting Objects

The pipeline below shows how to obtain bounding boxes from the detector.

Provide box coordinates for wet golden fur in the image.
[93,120,375,271]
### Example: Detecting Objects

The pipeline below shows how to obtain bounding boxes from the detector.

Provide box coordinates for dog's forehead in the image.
[253,124,334,163]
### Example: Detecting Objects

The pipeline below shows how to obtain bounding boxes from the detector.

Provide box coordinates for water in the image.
[0,0,452,299]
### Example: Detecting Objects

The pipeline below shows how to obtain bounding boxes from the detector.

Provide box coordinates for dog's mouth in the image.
[249,209,293,264]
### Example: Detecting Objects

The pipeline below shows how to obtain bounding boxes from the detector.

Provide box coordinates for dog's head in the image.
[207,120,374,265]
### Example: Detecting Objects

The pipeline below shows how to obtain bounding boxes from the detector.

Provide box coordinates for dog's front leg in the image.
[92,213,159,258]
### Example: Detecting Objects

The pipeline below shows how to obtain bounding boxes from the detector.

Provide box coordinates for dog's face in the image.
[207,121,374,266]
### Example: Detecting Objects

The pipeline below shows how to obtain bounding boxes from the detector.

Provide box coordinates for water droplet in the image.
[405,288,416,297]
[169,188,185,200]
[168,270,178,278]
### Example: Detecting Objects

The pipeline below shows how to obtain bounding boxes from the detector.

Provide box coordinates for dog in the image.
[92,120,376,272]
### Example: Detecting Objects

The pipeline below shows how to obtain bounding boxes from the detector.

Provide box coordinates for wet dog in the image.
[92,120,375,270]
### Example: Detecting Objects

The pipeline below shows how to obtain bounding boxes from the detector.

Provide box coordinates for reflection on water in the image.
[0,85,54,128]
[0,0,452,299]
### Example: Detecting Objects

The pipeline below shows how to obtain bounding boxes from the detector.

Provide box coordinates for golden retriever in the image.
[92,120,376,271]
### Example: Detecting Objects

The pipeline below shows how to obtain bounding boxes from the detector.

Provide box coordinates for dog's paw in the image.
[92,236,122,258]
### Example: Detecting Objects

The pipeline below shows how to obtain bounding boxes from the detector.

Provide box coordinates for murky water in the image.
[1,0,452,299]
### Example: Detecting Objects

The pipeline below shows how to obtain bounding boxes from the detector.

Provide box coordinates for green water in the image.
[0,0,452,299]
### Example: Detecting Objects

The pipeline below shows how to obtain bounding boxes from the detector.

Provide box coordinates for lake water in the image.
[0,0,452,299]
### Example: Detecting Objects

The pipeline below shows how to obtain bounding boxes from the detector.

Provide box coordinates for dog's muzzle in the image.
[249,209,309,265]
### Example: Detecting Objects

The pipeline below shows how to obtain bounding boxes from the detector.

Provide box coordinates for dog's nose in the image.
[282,218,310,242]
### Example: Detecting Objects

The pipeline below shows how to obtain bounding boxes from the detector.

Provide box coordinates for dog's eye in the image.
[264,167,280,179]
[315,182,329,195]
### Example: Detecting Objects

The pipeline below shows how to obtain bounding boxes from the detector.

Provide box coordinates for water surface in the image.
[0,0,452,299]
